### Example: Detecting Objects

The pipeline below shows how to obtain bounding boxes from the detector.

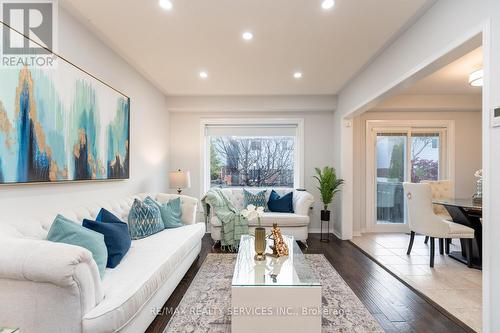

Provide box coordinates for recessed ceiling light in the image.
[242,31,253,41]
[199,71,208,79]
[469,69,483,87]
[321,0,335,10]
[159,0,173,11]
[293,71,303,79]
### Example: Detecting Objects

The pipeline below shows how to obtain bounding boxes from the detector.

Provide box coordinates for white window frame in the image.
[200,118,304,195]
[365,120,455,233]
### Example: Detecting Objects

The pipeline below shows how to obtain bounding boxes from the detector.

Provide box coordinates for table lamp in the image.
[169,169,191,194]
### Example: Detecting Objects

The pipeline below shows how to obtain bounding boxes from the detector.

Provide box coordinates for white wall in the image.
[169,108,335,232]
[352,110,482,234]
[0,7,170,220]
[332,0,499,330]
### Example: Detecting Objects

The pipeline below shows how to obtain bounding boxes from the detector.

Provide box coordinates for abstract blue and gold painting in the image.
[0,52,130,184]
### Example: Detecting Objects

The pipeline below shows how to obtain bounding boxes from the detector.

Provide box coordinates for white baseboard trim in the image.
[309,228,343,240]
[332,229,342,239]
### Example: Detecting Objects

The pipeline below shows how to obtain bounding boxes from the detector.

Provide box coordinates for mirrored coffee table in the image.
[231,235,322,333]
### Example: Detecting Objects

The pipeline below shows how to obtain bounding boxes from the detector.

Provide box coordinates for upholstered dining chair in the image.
[403,182,474,267]
[421,180,454,249]
[422,180,454,218]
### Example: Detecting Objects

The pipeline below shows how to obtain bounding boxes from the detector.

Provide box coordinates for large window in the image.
[202,119,303,191]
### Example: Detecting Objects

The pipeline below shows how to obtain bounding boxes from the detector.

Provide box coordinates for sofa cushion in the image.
[211,212,309,227]
[128,199,164,239]
[83,215,131,269]
[82,223,206,333]
[243,189,267,209]
[96,208,123,223]
[145,196,183,229]
[47,214,108,278]
[267,190,294,213]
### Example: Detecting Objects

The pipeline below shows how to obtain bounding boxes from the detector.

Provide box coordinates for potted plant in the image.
[313,167,344,222]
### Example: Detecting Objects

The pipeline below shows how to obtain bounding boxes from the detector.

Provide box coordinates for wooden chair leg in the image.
[430,237,435,267]
[407,231,415,255]
[445,238,451,254]
[424,236,429,244]
[465,238,473,268]
[439,238,444,255]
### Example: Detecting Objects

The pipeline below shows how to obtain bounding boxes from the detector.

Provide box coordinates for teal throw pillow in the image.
[145,196,183,229]
[243,189,267,210]
[46,214,108,278]
[128,198,164,239]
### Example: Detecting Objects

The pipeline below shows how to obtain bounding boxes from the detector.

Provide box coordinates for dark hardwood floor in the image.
[146,233,471,333]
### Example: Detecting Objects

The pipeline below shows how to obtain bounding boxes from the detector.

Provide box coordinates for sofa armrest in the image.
[155,193,199,225]
[294,191,315,216]
[0,238,103,313]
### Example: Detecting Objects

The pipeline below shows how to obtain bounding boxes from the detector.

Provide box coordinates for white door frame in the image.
[365,119,455,232]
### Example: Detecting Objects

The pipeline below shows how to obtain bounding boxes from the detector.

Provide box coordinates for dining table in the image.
[432,198,482,269]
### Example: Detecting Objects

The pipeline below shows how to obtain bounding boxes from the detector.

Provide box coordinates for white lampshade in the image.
[169,170,191,190]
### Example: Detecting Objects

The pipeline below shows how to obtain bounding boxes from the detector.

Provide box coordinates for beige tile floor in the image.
[352,233,482,332]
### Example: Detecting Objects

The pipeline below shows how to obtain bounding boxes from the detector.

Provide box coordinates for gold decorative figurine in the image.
[269,223,289,257]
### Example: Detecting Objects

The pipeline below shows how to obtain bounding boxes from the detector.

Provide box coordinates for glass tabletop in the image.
[433,198,482,210]
[232,235,321,287]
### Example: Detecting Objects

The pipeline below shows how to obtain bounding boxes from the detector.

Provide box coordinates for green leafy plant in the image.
[313,166,344,211]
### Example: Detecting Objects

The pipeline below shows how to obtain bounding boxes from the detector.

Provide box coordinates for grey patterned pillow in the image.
[128,199,164,239]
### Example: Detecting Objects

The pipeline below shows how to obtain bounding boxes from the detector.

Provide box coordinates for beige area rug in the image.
[164,254,384,332]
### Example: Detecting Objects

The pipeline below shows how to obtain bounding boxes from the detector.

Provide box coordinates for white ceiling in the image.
[402,47,483,95]
[62,0,431,96]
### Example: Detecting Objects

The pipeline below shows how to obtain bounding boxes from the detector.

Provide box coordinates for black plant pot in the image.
[321,210,331,222]
[320,210,331,242]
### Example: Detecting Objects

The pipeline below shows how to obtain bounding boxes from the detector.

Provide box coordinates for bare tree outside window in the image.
[410,136,439,183]
[210,136,295,187]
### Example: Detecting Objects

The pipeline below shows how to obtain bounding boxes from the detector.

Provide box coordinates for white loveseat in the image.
[0,193,205,333]
[207,188,314,243]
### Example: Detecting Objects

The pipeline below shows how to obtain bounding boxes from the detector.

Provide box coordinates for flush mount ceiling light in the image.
[242,31,253,41]
[293,71,303,79]
[321,0,335,10]
[159,0,173,10]
[199,71,208,79]
[469,69,483,87]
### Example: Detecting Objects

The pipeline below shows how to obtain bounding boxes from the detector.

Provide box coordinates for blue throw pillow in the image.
[128,199,164,240]
[83,209,131,268]
[243,189,267,210]
[96,208,123,223]
[46,214,108,278]
[145,196,183,229]
[267,190,294,213]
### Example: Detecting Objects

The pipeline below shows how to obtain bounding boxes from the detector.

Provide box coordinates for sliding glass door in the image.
[368,125,448,231]
[376,133,407,224]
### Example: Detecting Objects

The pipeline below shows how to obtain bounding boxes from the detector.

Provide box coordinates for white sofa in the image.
[206,188,314,243]
[0,193,205,333]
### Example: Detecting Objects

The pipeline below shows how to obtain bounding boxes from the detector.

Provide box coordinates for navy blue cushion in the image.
[83,209,131,268]
[267,190,294,213]
[96,208,123,223]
